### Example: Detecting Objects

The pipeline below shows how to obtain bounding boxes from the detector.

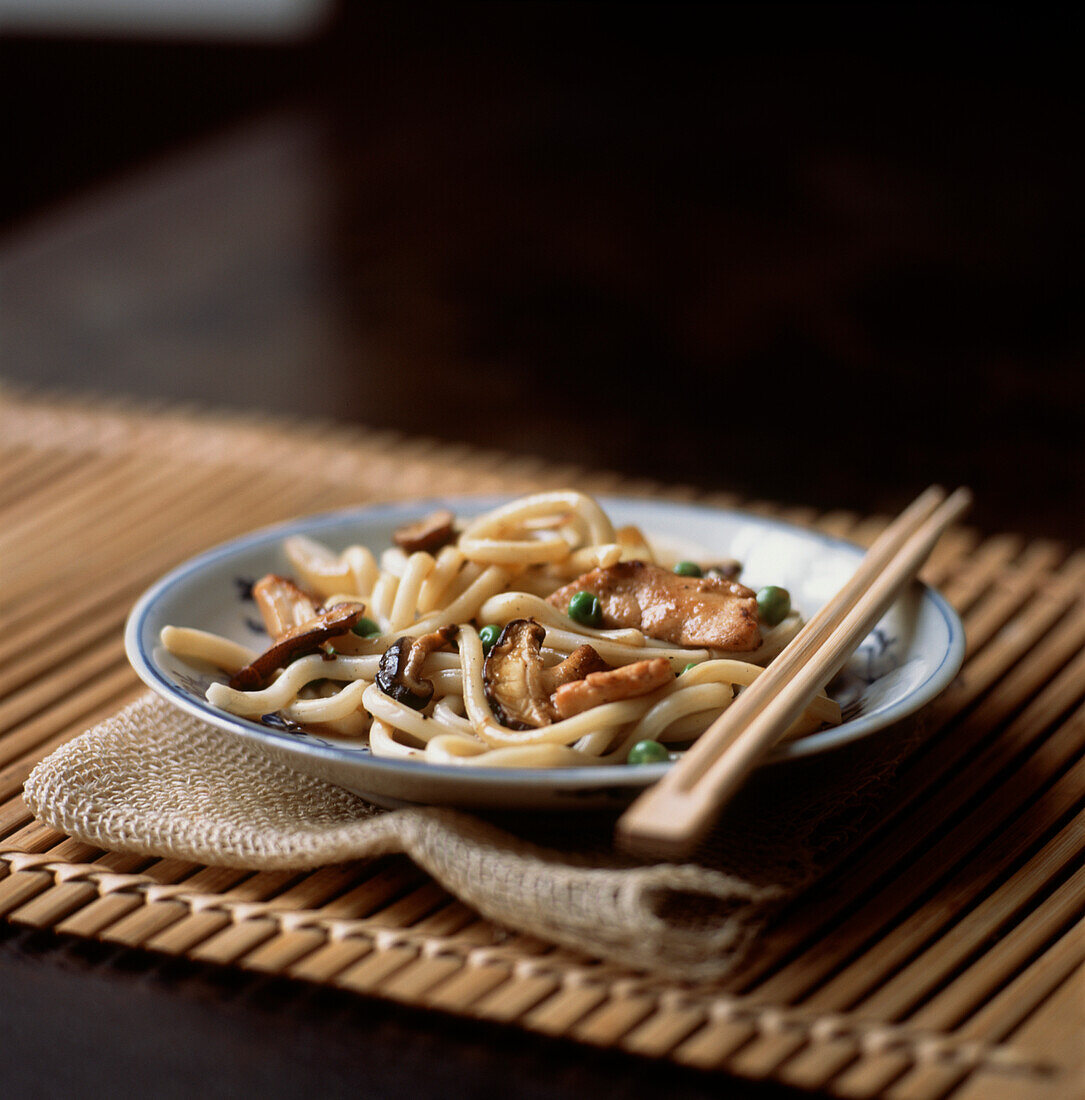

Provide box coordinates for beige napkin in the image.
[23,692,915,981]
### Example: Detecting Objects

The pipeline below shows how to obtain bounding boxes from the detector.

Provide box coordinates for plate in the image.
[125,496,965,810]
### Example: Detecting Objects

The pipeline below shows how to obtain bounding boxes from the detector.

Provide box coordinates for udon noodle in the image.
[162,491,840,768]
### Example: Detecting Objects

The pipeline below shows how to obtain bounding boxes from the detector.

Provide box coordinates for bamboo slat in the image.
[0,388,1081,1098]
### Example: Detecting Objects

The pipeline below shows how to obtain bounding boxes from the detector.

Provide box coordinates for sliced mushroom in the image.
[229,602,367,690]
[704,559,743,581]
[483,618,613,730]
[547,643,612,689]
[483,619,550,730]
[252,574,320,639]
[393,509,457,554]
[551,657,674,720]
[376,625,459,710]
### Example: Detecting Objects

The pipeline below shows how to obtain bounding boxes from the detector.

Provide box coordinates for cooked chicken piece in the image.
[551,657,674,720]
[253,574,321,639]
[547,560,761,651]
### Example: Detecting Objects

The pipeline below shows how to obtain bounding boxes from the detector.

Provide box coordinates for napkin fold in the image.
[23,693,914,981]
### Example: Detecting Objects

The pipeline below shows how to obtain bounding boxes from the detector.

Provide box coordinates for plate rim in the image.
[124,494,966,792]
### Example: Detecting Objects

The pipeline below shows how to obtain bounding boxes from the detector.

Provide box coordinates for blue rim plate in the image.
[125,496,965,809]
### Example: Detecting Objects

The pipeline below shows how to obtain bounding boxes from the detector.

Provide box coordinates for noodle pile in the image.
[161,491,840,768]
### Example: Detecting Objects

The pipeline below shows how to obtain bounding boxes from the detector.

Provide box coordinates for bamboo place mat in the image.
[1,387,1082,1099]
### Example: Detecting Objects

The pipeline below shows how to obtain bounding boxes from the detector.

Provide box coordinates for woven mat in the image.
[1,388,1082,1099]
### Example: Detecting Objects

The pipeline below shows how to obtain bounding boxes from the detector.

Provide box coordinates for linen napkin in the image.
[23,692,916,981]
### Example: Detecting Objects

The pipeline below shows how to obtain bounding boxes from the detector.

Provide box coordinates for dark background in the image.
[2,2,1083,543]
[1,6,1082,1097]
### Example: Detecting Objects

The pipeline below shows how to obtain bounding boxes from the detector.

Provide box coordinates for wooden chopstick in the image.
[615,485,973,859]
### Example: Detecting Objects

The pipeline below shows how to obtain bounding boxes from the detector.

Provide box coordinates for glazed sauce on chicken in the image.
[547,561,761,651]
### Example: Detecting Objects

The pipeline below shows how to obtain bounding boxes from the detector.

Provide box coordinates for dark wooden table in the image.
[1,6,1082,1097]
[4,921,803,1099]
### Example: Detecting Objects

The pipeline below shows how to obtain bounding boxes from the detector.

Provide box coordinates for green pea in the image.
[351,616,382,638]
[479,624,502,654]
[627,739,670,765]
[682,662,698,674]
[568,591,603,628]
[756,585,791,627]
[673,560,703,577]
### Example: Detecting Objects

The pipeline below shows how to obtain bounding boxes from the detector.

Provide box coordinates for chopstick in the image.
[614,485,973,859]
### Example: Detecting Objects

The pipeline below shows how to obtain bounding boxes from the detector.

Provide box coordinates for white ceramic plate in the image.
[126,496,965,810]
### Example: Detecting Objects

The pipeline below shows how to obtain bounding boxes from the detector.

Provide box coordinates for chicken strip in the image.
[551,657,674,719]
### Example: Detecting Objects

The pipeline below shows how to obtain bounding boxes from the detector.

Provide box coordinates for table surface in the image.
[2,7,1083,1098]
[3,924,784,1100]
